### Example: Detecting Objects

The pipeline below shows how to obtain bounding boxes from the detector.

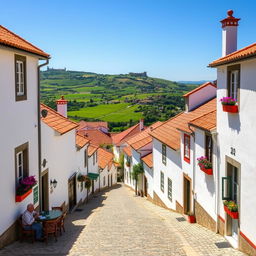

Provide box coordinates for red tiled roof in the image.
[189,110,216,131]
[142,153,153,168]
[131,136,152,151]
[0,25,50,58]
[77,130,112,146]
[209,43,256,67]
[123,146,132,157]
[150,99,216,150]
[76,133,89,149]
[112,123,142,146]
[98,148,113,169]
[88,144,98,157]
[183,82,216,97]
[77,121,108,130]
[41,104,78,135]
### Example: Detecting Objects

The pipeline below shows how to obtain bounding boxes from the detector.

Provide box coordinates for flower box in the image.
[224,205,239,219]
[15,188,32,202]
[222,105,238,113]
[187,215,196,223]
[200,167,213,175]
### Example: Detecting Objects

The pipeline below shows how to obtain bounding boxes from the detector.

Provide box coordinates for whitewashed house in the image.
[0,25,49,248]
[41,101,90,212]
[209,10,256,255]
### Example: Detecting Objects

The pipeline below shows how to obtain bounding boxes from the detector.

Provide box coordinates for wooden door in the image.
[68,176,76,211]
[111,174,113,186]
[144,175,148,197]
[92,180,94,194]
[41,171,49,211]
[183,176,191,214]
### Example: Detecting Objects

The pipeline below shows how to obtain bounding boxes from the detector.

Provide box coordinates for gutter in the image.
[37,58,49,211]
[211,130,219,233]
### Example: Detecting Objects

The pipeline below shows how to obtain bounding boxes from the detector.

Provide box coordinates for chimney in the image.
[221,10,240,57]
[139,119,144,131]
[56,96,68,118]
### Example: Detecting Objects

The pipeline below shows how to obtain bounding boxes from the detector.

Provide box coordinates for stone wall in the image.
[218,215,225,236]
[195,201,216,232]
[153,192,168,209]
[175,201,183,214]
[239,232,256,256]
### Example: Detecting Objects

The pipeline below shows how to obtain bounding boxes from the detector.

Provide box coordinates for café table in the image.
[37,210,62,222]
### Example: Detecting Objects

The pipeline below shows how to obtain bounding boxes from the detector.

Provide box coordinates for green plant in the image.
[197,156,212,169]
[131,163,144,195]
[223,200,238,212]
[77,174,86,182]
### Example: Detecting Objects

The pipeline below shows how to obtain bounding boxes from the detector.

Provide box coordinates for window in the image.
[168,178,172,201]
[15,55,27,101]
[84,149,87,168]
[15,142,29,185]
[93,152,97,165]
[205,134,213,163]
[184,134,190,163]
[162,144,166,165]
[227,64,240,101]
[160,171,164,192]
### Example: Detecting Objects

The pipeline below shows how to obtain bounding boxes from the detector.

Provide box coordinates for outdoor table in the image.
[37,210,62,222]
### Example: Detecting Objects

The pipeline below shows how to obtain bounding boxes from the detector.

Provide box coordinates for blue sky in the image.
[1,0,256,81]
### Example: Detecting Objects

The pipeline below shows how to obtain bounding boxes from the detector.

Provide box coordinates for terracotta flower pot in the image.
[200,167,213,175]
[224,205,239,219]
[187,215,196,223]
[222,105,238,113]
[15,188,32,202]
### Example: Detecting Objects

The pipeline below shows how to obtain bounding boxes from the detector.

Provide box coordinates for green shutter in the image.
[222,176,232,200]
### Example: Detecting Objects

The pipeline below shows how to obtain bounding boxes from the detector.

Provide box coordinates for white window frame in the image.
[16,151,24,182]
[230,70,239,100]
[168,178,172,202]
[16,60,25,96]
[160,171,164,192]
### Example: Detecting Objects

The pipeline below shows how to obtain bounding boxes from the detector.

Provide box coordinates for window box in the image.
[15,188,32,202]
[223,201,239,219]
[200,166,213,175]
[222,105,238,113]
[187,215,196,223]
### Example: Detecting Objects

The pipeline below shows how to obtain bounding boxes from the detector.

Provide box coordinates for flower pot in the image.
[222,105,238,113]
[200,167,213,175]
[15,188,32,202]
[187,215,196,223]
[224,205,239,219]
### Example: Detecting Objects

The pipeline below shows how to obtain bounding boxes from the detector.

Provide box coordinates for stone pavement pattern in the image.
[0,184,246,256]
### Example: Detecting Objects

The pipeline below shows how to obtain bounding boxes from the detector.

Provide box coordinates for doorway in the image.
[68,175,77,211]
[108,175,110,187]
[41,170,49,211]
[183,175,191,214]
[111,174,113,187]
[144,175,148,197]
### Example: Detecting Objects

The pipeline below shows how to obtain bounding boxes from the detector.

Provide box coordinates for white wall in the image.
[143,163,154,199]
[88,152,100,192]
[217,59,256,244]
[0,48,39,235]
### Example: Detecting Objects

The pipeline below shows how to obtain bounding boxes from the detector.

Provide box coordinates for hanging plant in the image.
[77,174,86,182]
[84,176,92,189]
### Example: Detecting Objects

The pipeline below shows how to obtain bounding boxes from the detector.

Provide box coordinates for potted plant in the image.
[187,212,196,223]
[77,174,86,182]
[220,97,238,113]
[223,200,239,219]
[84,176,92,203]
[126,159,131,167]
[197,156,213,175]
[16,176,37,202]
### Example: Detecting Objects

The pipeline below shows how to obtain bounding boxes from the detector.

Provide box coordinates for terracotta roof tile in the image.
[88,144,98,157]
[77,130,112,146]
[142,153,153,168]
[150,99,216,150]
[76,133,90,149]
[0,25,50,58]
[183,82,216,97]
[98,148,113,169]
[209,43,256,67]
[123,146,132,157]
[131,136,152,150]
[41,104,78,135]
[77,121,108,130]
[189,110,216,131]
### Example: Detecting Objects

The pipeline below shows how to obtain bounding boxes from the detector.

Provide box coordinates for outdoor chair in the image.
[57,211,67,236]
[43,218,59,244]
[18,215,35,243]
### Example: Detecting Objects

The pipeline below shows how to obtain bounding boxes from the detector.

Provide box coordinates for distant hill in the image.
[178,80,211,85]
[40,69,196,131]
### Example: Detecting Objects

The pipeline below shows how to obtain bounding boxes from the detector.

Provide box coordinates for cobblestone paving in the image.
[0,184,246,256]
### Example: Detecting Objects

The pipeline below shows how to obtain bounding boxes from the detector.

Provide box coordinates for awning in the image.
[87,172,99,180]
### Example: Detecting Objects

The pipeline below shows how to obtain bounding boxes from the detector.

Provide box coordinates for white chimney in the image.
[221,10,240,57]
[56,95,68,118]
[139,119,144,131]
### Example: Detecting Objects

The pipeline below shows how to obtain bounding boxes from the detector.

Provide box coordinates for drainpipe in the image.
[37,58,49,211]
[188,125,196,215]
[211,130,219,233]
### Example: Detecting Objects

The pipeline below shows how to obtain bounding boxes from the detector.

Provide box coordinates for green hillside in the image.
[40,69,196,131]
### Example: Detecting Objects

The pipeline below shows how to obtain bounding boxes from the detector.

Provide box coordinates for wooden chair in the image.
[18,215,35,243]
[57,211,66,236]
[43,218,59,244]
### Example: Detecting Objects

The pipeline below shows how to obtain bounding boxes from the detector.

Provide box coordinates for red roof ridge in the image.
[209,42,256,67]
[0,25,50,58]
[183,82,216,97]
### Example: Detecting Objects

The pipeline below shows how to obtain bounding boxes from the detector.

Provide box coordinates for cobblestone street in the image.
[0,184,245,256]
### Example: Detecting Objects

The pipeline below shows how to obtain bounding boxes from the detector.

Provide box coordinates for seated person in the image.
[22,203,43,241]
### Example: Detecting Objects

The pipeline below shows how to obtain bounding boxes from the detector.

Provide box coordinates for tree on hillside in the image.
[131,163,144,195]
